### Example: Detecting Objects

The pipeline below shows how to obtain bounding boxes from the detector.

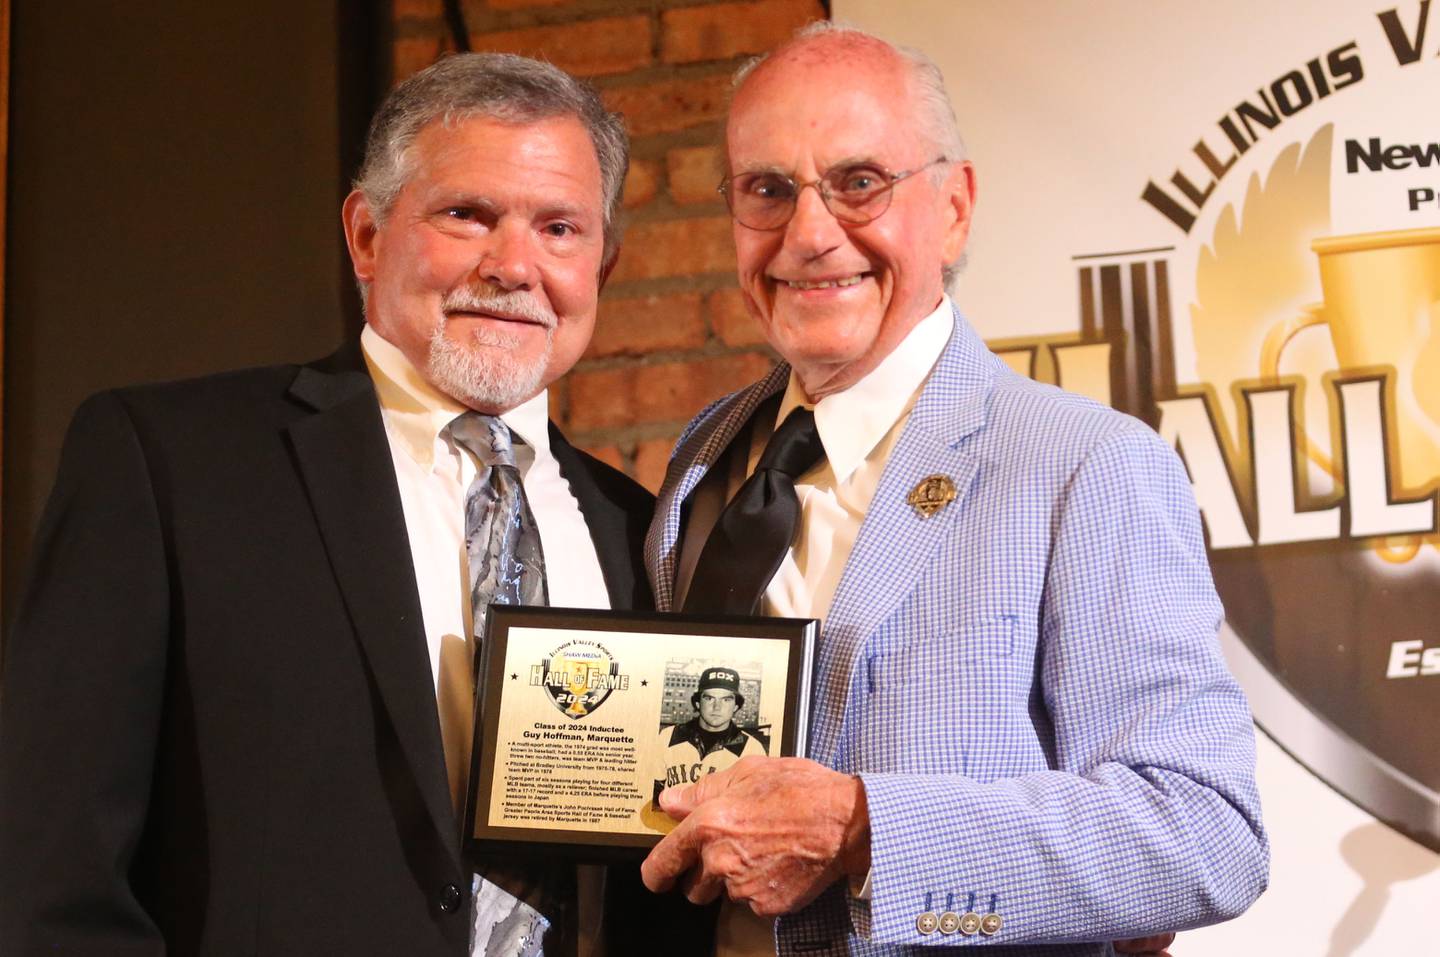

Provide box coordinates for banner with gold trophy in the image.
[838,0,1440,951]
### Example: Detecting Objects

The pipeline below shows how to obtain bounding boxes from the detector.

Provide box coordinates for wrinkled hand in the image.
[1114,933,1175,955]
[640,756,870,917]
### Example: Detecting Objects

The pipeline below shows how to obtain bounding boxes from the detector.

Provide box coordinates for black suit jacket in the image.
[0,343,656,955]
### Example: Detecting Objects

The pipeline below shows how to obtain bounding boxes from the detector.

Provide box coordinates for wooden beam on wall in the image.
[1,0,10,579]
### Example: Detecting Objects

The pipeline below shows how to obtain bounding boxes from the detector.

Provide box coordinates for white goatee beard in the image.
[425,288,557,411]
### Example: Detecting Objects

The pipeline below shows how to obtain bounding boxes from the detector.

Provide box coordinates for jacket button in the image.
[438,883,462,913]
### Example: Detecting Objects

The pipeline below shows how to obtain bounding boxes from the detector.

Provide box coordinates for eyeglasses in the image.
[718,158,950,231]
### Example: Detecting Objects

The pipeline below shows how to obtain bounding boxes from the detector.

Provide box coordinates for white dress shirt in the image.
[360,325,611,956]
[761,297,954,621]
[716,298,954,956]
[361,324,610,806]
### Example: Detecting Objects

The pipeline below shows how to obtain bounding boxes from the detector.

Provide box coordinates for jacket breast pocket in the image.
[853,616,1024,776]
[865,615,1017,691]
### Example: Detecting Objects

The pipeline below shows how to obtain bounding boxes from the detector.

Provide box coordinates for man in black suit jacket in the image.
[0,53,665,956]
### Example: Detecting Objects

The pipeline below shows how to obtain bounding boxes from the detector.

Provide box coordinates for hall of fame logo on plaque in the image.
[530,638,627,720]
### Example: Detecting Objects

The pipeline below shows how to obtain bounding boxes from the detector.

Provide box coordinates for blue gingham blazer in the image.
[644,309,1269,954]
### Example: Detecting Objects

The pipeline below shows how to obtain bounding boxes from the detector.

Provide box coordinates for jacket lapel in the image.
[284,349,460,866]
[548,422,651,612]
[807,313,998,767]
[645,365,790,611]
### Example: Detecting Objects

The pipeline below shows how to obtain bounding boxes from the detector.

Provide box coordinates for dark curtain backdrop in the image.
[2,0,388,624]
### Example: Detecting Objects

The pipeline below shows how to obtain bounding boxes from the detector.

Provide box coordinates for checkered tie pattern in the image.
[683,403,824,615]
[447,413,570,956]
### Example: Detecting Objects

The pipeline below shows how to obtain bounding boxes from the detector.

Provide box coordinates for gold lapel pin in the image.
[907,474,957,518]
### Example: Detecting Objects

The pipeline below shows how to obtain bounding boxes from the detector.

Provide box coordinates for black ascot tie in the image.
[684,406,825,615]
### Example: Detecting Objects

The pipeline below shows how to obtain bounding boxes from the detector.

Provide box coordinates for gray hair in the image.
[355,52,630,267]
[732,22,970,287]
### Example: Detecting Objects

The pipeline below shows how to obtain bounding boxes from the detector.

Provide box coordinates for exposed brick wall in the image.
[392,0,826,491]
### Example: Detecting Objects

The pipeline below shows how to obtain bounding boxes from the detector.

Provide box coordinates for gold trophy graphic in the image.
[1263,226,1440,561]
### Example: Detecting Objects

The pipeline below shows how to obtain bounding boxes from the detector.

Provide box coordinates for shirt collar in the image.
[775,296,954,484]
[360,323,552,471]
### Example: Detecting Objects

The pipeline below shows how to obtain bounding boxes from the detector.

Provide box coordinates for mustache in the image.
[440,285,557,329]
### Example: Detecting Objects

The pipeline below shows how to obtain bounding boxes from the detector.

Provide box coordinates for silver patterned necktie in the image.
[446,412,564,957]
[448,412,549,646]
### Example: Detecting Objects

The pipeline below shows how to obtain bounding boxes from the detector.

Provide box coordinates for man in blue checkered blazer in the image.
[637,22,1267,957]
